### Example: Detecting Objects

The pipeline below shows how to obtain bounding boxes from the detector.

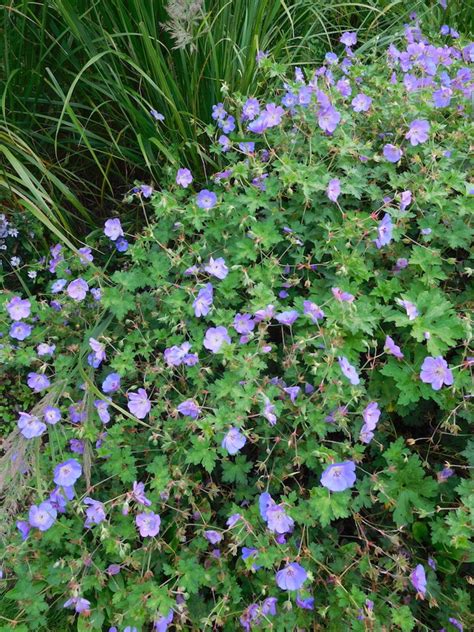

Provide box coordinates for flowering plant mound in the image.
[0,20,473,632]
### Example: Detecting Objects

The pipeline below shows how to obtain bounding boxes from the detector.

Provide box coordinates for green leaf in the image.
[307,487,351,527]
[392,605,416,631]
[185,436,217,473]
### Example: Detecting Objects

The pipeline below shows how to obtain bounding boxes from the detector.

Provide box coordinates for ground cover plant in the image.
[0,15,473,632]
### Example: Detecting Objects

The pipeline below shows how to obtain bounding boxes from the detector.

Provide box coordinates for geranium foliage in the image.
[0,21,473,632]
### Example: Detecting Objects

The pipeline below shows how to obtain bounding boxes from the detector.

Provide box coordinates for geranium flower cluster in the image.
[0,18,472,632]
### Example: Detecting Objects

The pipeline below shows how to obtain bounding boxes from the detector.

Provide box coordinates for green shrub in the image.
[0,22,473,632]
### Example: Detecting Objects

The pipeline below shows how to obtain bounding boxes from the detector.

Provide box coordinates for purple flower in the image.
[37,343,55,356]
[89,337,106,364]
[204,530,223,544]
[325,406,348,424]
[397,298,418,320]
[94,399,111,424]
[284,386,300,403]
[448,618,463,632]
[327,178,341,202]
[54,459,82,487]
[218,134,231,151]
[69,402,86,424]
[16,520,31,540]
[115,237,129,252]
[242,98,260,120]
[154,610,174,632]
[374,213,393,249]
[384,335,404,359]
[263,103,285,128]
[63,597,91,613]
[204,257,228,280]
[10,322,32,340]
[241,547,261,571]
[275,310,298,326]
[332,287,354,303]
[164,341,198,367]
[363,402,380,429]
[107,564,121,576]
[18,412,46,439]
[69,439,85,454]
[43,406,61,425]
[78,247,93,264]
[6,296,31,320]
[428,557,437,570]
[400,190,412,211]
[67,278,89,301]
[325,52,338,65]
[239,142,254,156]
[29,501,57,531]
[177,399,200,419]
[102,372,121,393]
[303,300,325,323]
[318,105,340,133]
[340,31,357,47]
[84,497,106,527]
[263,397,277,425]
[212,103,227,121]
[226,513,241,528]
[351,93,372,112]
[203,326,231,353]
[48,487,69,514]
[176,168,193,188]
[193,283,214,317]
[259,492,274,521]
[219,115,235,133]
[127,388,151,419]
[261,597,277,616]
[132,481,152,506]
[281,90,298,107]
[276,563,307,591]
[222,427,246,455]
[406,119,430,146]
[338,357,360,385]
[360,402,381,443]
[296,595,314,610]
[233,313,255,334]
[336,78,352,97]
[266,504,294,534]
[196,190,217,210]
[136,512,161,537]
[27,372,50,392]
[420,356,453,390]
[410,564,427,596]
[383,144,403,163]
[438,467,454,482]
[139,184,153,198]
[90,288,101,302]
[433,86,452,108]
[321,461,356,492]
[394,258,408,272]
[254,304,275,321]
[150,109,165,122]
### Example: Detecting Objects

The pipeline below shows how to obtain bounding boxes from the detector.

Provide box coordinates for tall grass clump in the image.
[2,0,468,233]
